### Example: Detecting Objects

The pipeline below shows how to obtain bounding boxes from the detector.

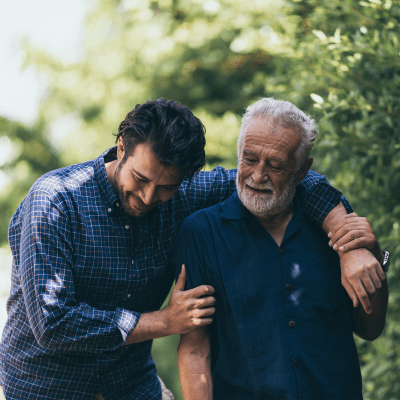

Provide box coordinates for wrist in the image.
[158,307,172,337]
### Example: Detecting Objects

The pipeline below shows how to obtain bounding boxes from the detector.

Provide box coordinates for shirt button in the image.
[125,225,130,229]
[132,260,134,264]
[289,320,295,328]
[127,294,131,298]
[279,248,285,255]
[285,284,292,291]
[107,207,112,213]
[293,359,299,367]
[116,202,120,207]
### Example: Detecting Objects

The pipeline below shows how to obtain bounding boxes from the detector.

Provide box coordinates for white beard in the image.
[236,173,297,217]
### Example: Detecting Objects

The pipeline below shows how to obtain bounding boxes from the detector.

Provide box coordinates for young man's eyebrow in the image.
[132,167,181,187]
[132,168,149,180]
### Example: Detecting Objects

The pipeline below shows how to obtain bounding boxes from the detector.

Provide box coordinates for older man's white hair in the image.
[237,98,318,170]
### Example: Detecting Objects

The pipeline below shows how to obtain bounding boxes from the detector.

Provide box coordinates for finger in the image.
[345,212,359,219]
[193,317,213,327]
[174,264,187,291]
[186,284,215,298]
[351,280,372,314]
[330,226,365,247]
[329,225,348,246]
[369,268,382,290]
[196,296,217,308]
[336,236,372,252]
[376,264,386,282]
[195,307,216,318]
[361,275,376,296]
[332,231,358,249]
[341,277,359,308]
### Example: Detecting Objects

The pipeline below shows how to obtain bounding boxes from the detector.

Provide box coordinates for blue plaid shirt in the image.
[0,147,351,400]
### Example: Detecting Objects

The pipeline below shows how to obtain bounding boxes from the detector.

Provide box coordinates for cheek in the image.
[238,165,250,182]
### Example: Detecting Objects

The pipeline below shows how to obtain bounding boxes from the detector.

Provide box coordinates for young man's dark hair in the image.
[116,99,206,181]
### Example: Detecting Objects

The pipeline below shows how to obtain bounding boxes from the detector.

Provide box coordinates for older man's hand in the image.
[337,249,385,313]
[327,213,386,313]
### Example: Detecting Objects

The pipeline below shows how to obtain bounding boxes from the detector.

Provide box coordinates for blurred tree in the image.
[289,1,400,399]
[0,117,62,247]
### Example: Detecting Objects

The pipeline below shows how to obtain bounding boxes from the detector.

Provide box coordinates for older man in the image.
[173,98,389,400]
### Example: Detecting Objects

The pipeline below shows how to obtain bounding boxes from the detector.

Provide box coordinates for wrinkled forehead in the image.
[241,117,302,156]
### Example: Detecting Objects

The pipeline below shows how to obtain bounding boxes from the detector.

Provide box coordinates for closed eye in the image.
[133,174,147,183]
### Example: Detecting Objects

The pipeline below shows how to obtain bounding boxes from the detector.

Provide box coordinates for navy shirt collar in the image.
[222,189,305,245]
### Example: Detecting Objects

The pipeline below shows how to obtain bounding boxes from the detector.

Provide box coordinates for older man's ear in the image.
[296,157,313,185]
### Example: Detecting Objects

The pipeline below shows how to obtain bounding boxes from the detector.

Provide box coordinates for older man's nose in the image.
[251,164,269,184]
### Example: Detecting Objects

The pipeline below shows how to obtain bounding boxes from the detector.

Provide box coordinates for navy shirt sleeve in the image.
[172,214,212,289]
[17,184,139,353]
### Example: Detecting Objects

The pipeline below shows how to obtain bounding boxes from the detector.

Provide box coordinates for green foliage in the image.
[1,0,399,398]
[294,1,400,398]
[0,117,62,247]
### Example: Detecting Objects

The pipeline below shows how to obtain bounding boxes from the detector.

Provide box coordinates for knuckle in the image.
[359,293,369,302]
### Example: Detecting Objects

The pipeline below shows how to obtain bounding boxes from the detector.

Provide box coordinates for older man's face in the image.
[237,117,302,217]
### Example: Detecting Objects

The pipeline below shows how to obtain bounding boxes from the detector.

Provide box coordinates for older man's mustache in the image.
[245,178,275,191]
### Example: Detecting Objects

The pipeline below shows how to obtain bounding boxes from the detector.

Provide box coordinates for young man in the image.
[174,98,388,400]
[0,99,385,399]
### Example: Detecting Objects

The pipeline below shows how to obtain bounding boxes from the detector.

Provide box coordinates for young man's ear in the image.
[296,157,313,185]
[117,138,125,161]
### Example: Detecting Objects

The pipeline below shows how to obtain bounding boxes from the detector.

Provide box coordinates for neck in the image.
[254,202,294,247]
[105,160,118,191]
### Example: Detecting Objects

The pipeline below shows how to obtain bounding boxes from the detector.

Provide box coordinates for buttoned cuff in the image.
[114,308,141,341]
[340,195,353,214]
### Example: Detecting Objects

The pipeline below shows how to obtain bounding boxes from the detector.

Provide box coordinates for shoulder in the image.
[30,161,95,200]
[17,161,96,218]
[179,197,229,234]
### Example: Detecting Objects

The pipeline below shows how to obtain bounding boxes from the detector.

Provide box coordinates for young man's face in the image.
[111,141,184,218]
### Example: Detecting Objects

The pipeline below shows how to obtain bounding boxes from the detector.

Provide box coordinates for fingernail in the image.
[328,240,332,246]
[328,232,332,238]
[339,246,344,251]
[333,244,337,250]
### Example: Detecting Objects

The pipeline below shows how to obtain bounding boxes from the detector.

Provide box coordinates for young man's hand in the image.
[328,213,384,263]
[163,265,216,335]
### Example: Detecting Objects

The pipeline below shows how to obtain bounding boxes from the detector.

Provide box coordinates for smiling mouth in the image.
[247,186,273,193]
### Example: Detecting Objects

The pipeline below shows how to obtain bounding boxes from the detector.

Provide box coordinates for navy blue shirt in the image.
[1,146,351,400]
[172,192,362,400]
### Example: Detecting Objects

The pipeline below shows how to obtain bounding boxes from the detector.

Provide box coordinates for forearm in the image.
[177,329,213,400]
[124,309,169,345]
[322,201,347,235]
[353,279,389,341]
[178,348,212,400]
